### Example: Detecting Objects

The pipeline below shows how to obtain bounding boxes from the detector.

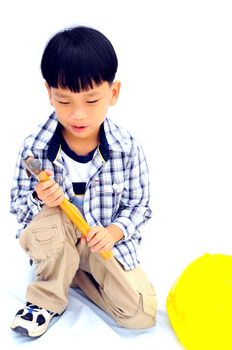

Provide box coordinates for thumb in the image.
[44,169,53,177]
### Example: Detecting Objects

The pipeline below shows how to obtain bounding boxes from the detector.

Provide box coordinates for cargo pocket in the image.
[20,207,65,263]
[139,282,157,322]
[28,224,64,261]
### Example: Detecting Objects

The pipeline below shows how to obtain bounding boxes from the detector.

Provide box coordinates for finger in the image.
[90,235,108,250]
[80,236,86,244]
[35,179,55,192]
[42,183,60,199]
[87,231,106,248]
[91,239,112,252]
[45,192,65,207]
[86,227,100,242]
[97,243,113,252]
[46,187,64,203]
[37,183,63,203]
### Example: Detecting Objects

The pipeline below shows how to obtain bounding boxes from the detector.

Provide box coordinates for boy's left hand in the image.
[83,226,115,253]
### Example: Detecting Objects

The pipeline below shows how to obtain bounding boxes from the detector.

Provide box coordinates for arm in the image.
[10,146,43,227]
[112,142,152,241]
[85,142,152,252]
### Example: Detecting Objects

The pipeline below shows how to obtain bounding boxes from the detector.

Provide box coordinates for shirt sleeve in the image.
[10,144,42,227]
[112,141,152,241]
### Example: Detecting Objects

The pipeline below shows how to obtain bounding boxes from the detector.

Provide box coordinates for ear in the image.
[45,82,54,107]
[110,80,121,105]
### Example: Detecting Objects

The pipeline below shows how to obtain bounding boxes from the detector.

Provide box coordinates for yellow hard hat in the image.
[166,253,232,350]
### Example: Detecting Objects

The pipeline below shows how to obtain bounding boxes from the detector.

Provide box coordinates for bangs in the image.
[41,27,118,92]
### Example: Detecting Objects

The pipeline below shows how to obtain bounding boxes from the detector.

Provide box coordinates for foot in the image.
[11,302,62,337]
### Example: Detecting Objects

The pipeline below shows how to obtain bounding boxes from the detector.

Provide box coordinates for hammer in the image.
[23,156,113,260]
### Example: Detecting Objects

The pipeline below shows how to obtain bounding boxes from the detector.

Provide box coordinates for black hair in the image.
[41,26,118,92]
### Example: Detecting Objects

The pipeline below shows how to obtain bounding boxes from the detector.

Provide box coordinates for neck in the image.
[62,130,99,156]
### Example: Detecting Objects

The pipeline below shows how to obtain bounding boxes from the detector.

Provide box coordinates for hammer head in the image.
[23,156,42,177]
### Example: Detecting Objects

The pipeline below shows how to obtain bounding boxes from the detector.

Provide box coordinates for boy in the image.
[10,26,157,337]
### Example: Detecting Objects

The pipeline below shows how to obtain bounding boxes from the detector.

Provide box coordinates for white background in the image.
[0,0,232,312]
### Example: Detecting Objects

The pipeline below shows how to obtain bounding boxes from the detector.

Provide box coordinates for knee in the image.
[116,295,157,329]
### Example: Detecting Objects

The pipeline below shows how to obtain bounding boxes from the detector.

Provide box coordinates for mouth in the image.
[71,125,88,133]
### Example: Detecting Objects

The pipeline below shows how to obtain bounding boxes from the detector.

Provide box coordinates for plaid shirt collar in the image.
[46,112,127,164]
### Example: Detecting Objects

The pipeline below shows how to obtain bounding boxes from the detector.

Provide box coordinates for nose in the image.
[70,106,86,120]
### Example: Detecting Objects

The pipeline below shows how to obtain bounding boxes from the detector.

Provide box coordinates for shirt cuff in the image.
[29,191,44,209]
[112,217,136,241]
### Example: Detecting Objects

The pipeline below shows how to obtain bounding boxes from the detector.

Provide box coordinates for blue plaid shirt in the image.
[10,112,152,270]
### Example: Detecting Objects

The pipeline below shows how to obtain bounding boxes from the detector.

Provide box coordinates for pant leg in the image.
[19,205,81,314]
[72,252,157,329]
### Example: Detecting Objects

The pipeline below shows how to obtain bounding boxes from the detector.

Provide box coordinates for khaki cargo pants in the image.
[19,205,157,329]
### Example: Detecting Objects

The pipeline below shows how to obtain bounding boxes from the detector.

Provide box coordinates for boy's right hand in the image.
[34,169,65,207]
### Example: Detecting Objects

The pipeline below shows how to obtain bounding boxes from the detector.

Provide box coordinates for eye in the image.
[57,100,70,105]
[87,99,99,104]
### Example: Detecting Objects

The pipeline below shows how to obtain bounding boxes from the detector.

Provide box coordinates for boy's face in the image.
[46,81,120,143]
